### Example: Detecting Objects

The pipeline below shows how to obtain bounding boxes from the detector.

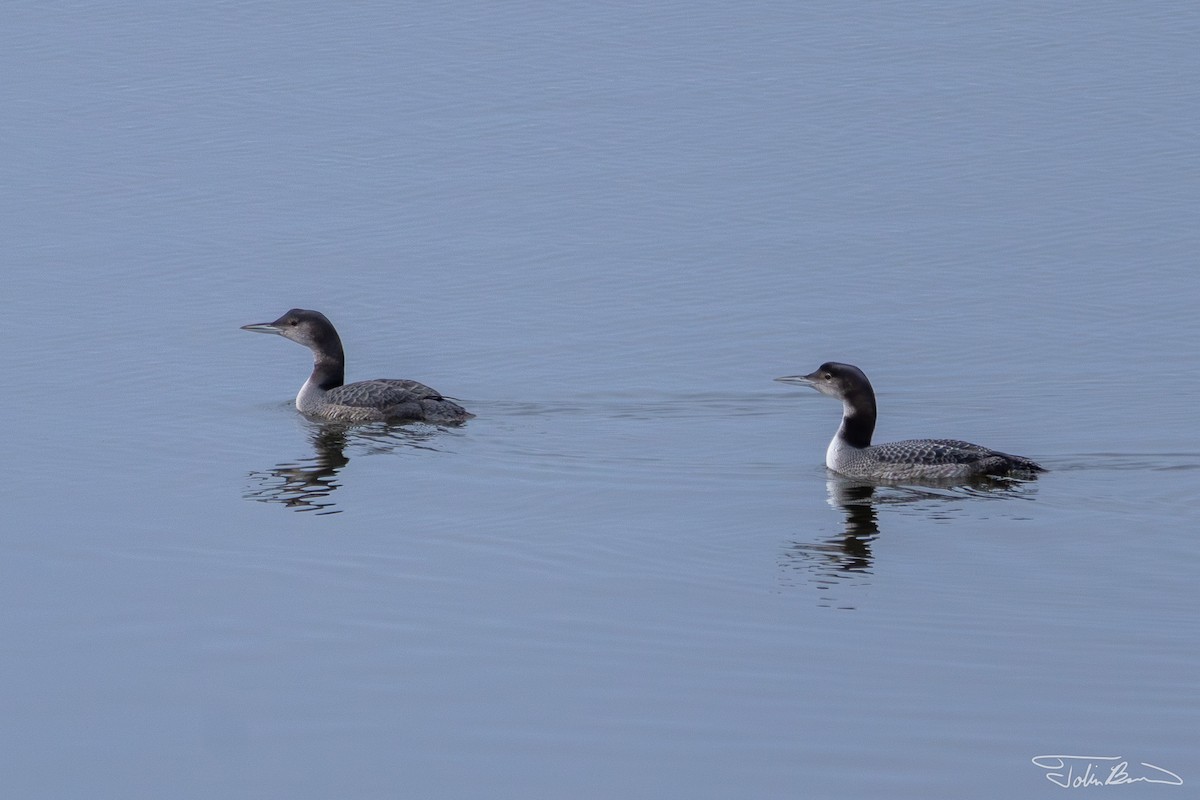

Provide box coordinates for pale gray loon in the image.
[775,362,1043,481]
[241,309,473,424]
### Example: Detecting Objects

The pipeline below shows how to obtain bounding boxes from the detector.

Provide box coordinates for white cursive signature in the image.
[1032,755,1183,788]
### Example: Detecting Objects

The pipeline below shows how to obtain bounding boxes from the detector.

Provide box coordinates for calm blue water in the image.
[3,2,1198,797]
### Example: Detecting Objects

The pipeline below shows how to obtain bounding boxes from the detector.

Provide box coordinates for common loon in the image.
[775,362,1043,481]
[241,308,473,424]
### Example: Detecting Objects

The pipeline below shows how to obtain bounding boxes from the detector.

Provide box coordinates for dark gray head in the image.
[775,361,874,402]
[241,308,345,365]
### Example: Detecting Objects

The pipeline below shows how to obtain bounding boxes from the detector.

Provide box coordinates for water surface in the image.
[3,2,1197,797]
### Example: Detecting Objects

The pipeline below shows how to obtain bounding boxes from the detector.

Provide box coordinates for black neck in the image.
[310,358,344,391]
[308,326,345,389]
[839,383,876,448]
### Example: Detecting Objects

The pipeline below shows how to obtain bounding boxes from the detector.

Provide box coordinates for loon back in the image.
[839,438,1045,481]
[320,379,472,424]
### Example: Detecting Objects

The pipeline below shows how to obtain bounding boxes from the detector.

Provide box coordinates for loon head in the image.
[775,362,873,402]
[241,308,343,358]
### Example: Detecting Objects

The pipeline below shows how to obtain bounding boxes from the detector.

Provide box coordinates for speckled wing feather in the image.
[327,379,472,423]
[869,438,993,465]
[860,438,1043,478]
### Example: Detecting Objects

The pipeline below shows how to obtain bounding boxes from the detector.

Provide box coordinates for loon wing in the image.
[326,379,439,407]
[872,439,996,465]
[327,379,445,408]
[326,379,473,423]
[873,438,1043,473]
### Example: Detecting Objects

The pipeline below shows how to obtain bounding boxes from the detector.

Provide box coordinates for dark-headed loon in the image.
[242,308,473,424]
[776,362,1043,481]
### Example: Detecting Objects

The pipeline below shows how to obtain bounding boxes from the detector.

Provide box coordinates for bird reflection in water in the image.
[782,476,1038,609]
[244,423,447,515]
[781,482,880,609]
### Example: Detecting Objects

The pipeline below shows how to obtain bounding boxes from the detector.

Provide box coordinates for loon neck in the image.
[309,356,345,391]
[298,353,343,414]
[307,326,346,391]
[837,385,876,449]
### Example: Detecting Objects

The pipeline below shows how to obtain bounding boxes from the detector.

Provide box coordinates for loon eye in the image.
[823,372,832,380]
[288,319,298,326]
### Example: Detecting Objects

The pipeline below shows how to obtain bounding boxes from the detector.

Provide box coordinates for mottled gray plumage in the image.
[242,308,473,424]
[319,378,469,423]
[776,362,1043,482]
[830,437,1044,481]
